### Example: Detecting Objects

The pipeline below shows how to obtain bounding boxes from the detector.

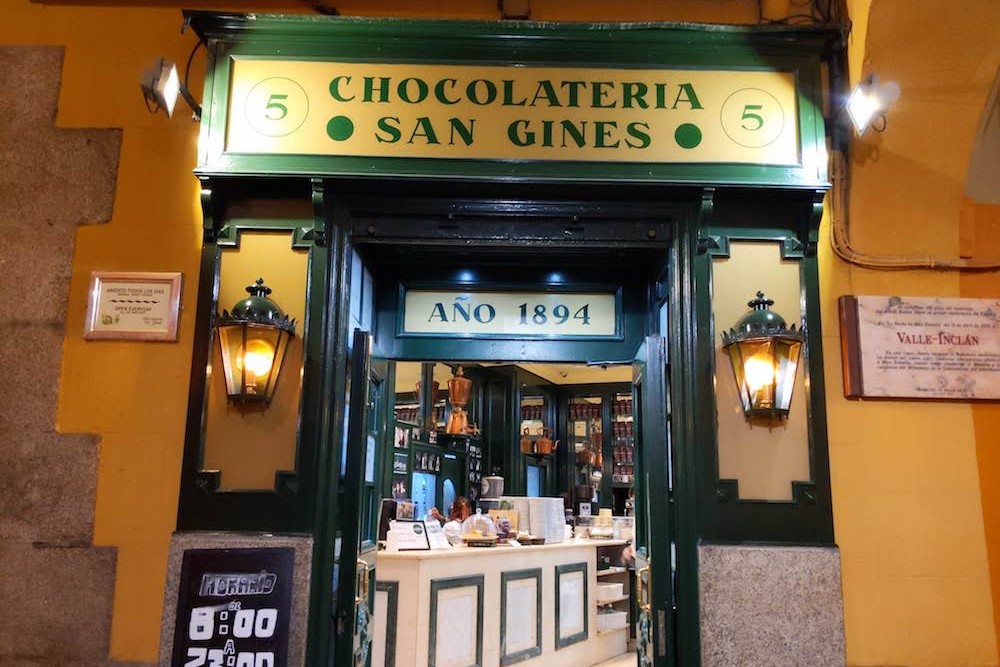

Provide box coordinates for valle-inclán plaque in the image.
[840,295,1000,400]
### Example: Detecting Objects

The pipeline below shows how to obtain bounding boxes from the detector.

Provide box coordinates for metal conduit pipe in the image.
[826,41,1000,271]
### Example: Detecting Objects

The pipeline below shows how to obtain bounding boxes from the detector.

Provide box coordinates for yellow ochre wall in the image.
[825,1,1000,665]
[3,0,998,664]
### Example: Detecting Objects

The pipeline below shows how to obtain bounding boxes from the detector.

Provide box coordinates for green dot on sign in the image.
[674,123,702,149]
[327,115,354,141]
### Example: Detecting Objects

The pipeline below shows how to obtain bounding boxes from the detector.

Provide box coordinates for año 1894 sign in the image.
[172,548,294,667]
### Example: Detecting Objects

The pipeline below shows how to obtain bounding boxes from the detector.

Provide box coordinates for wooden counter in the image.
[373,539,629,667]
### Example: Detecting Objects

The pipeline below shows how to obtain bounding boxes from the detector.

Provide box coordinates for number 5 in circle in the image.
[244,77,310,138]
[741,104,764,131]
[265,94,289,121]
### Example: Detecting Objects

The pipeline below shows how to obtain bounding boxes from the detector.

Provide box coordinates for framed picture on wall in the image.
[394,425,410,449]
[84,271,183,341]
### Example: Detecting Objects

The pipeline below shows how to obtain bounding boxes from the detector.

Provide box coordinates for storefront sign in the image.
[401,289,619,339]
[171,548,294,667]
[84,271,182,341]
[226,61,798,165]
[840,295,1000,399]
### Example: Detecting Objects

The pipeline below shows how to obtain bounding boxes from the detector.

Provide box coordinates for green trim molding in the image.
[429,575,485,667]
[500,568,543,665]
[554,562,589,650]
[186,12,840,188]
[375,580,399,667]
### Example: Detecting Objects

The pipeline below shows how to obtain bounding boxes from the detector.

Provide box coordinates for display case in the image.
[519,393,555,496]
[610,393,635,514]
[568,395,604,510]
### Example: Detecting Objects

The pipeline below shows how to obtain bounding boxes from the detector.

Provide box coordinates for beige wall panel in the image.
[202,232,308,490]
[712,242,809,501]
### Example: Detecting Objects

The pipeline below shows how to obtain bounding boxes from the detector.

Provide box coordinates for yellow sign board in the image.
[226,61,799,165]
[402,290,618,338]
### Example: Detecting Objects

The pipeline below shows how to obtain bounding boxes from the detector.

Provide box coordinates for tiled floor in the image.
[593,651,637,667]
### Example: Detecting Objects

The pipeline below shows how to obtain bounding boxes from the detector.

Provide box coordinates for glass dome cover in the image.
[461,508,496,536]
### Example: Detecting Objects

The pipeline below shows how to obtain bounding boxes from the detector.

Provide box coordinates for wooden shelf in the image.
[596,566,628,577]
[597,594,630,605]
[597,626,629,637]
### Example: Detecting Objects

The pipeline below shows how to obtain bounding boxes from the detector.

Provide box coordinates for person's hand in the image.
[429,507,446,523]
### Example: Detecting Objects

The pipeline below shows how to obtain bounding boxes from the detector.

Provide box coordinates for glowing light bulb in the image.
[161,64,180,117]
[847,85,879,135]
[236,338,275,384]
[743,355,776,393]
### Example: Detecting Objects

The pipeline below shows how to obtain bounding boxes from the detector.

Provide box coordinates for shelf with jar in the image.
[611,394,634,487]
[519,395,555,457]
[569,396,604,505]
[393,401,421,425]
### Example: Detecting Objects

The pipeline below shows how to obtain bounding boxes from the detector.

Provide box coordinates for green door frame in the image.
[176,13,841,667]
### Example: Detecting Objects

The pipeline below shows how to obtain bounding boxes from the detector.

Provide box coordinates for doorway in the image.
[327,190,679,667]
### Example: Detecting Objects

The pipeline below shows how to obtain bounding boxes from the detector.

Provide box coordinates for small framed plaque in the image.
[84,271,182,341]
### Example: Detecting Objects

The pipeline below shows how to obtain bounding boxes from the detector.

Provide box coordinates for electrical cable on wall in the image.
[825,36,1000,271]
[829,150,1000,270]
[758,0,837,25]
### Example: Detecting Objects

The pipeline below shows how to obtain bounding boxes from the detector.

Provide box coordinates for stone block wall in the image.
[0,46,128,666]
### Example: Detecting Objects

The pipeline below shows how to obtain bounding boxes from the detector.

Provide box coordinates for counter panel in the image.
[375,539,627,667]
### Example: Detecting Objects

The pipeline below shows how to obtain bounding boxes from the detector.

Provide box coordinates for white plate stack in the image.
[501,496,565,544]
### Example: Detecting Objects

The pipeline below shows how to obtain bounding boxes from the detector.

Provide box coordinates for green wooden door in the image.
[633,335,674,666]
[335,329,390,666]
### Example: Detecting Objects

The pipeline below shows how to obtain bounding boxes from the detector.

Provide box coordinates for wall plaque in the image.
[85,271,182,341]
[839,295,1000,400]
[401,288,620,339]
[171,548,294,667]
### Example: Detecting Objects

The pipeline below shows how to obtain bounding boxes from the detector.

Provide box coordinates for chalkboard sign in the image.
[171,548,294,667]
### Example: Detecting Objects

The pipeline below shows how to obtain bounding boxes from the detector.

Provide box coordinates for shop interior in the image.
[372,359,643,666]
[387,360,636,521]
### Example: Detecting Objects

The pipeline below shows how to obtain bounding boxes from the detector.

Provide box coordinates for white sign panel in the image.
[840,295,1000,399]
[402,289,618,338]
[84,271,182,341]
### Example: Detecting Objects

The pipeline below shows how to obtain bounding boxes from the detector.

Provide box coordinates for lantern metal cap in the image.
[721,291,803,346]
[217,278,297,335]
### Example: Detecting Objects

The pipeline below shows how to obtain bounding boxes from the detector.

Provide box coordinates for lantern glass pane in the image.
[217,323,248,399]
[728,339,778,414]
[260,326,293,400]
[241,324,283,401]
[773,339,803,412]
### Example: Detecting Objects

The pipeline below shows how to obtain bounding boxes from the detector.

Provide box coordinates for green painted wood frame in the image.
[375,580,399,667]
[692,187,834,543]
[177,13,842,667]
[554,561,590,649]
[500,568,543,665]
[429,575,486,667]
[186,12,840,189]
[177,177,331,532]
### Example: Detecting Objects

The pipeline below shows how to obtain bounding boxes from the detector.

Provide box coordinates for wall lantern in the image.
[216,278,296,405]
[721,292,804,420]
[140,57,202,120]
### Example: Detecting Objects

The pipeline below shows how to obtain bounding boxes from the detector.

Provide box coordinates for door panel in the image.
[336,329,389,667]
[633,335,673,666]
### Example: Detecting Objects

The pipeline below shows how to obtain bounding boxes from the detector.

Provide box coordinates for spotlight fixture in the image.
[140,57,201,120]
[846,73,899,136]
